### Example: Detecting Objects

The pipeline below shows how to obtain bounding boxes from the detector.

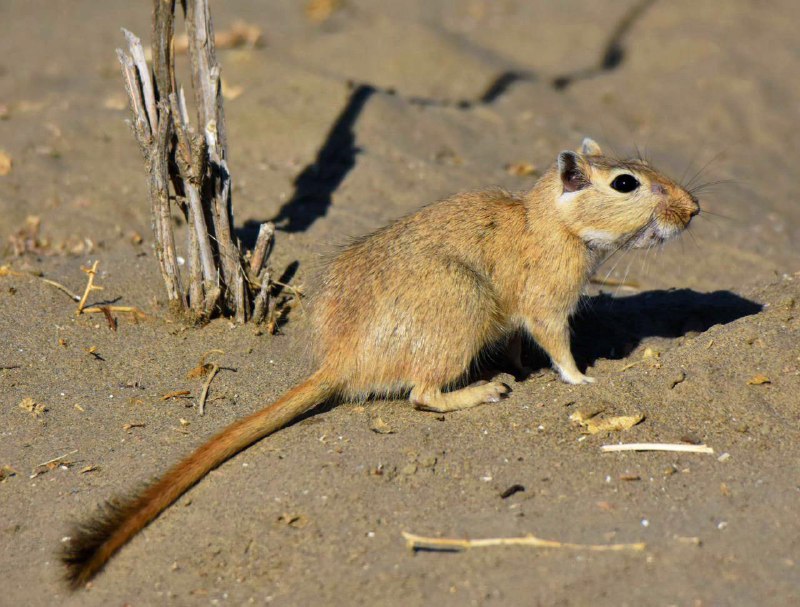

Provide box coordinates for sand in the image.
[1,1,799,605]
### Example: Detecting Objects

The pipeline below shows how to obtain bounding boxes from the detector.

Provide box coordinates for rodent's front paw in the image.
[558,369,596,385]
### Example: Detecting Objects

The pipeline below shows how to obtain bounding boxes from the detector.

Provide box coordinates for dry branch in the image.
[117,0,279,323]
[197,363,220,416]
[76,261,103,314]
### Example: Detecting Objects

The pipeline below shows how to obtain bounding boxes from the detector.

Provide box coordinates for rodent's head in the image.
[553,138,699,250]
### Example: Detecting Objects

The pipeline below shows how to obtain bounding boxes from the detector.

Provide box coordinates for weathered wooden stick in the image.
[117,0,280,323]
[185,0,247,322]
[169,90,220,316]
[252,270,271,324]
[249,222,275,323]
[122,29,157,133]
[250,222,275,276]
[117,30,184,309]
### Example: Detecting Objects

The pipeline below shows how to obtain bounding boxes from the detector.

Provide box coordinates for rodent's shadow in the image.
[562,288,762,370]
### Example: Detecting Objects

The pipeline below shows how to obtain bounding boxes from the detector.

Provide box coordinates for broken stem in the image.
[81,305,147,318]
[38,277,80,301]
[198,363,220,416]
[601,443,714,454]
[37,449,79,468]
[76,261,103,315]
[401,531,645,553]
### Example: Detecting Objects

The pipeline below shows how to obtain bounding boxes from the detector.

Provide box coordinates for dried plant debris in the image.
[30,449,78,478]
[601,443,714,454]
[569,406,644,435]
[499,484,526,499]
[402,531,645,553]
[85,346,104,361]
[186,351,224,379]
[7,215,44,255]
[162,390,191,401]
[5,216,94,257]
[277,513,309,529]
[305,0,343,23]
[19,397,48,418]
[369,416,395,434]
[0,259,146,320]
[197,364,220,416]
[75,261,147,320]
[0,465,18,482]
[0,150,12,175]
[747,374,771,385]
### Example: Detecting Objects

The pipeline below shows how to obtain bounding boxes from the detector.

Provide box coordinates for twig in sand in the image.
[3,267,80,301]
[76,261,103,314]
[198,363,220,416]
[401,531,645,553]
[3,262,146,320]
[601,443,714,454]
[0,265,26,277]
[39,277,81,301]
[187,349,225,379]
[81,305,147,318]
[162,390,191,401]
[36,449,78,468]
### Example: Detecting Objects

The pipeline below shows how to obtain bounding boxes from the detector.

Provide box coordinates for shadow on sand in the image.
[566,288,762,370]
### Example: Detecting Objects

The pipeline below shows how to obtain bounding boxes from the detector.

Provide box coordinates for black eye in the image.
[610,174,639,193]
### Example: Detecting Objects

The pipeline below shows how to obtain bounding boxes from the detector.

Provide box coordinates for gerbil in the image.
[62,138,699,588]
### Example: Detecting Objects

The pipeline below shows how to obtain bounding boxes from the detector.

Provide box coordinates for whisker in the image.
[689,179,736,196]
[680,147,703,186]
[597,215,656,286]
[640,239,654,279]
[699,209,734,221]
[616,251,637,297]
[684,149,728,191]
[600,246,632,285]
[685,227,700,250]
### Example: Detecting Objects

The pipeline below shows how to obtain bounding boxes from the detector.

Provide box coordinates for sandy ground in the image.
[1,1,799,605]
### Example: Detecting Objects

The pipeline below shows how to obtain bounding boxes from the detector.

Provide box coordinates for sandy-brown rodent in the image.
[62,138,700,588]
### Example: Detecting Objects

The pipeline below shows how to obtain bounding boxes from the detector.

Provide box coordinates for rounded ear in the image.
[557,151,589,193]
[579,137,603,156]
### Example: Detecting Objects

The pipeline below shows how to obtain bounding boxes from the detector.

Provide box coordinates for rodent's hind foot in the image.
[411,381,510,413]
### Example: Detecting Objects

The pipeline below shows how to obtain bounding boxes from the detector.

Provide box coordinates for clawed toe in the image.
[480,381,510,403]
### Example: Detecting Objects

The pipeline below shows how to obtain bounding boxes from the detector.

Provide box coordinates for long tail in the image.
[61,372,335,589]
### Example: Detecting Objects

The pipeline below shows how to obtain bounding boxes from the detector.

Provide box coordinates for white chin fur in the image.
[632,224,680,248]
[579,228,618,248]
